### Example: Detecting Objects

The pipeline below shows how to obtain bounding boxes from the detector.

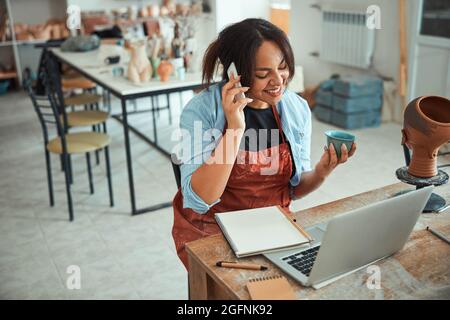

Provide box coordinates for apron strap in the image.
[271,105,286,144]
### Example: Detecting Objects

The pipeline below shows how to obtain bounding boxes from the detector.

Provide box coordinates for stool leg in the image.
[86,152,94,194]
[68,154,73,185]
[45,150,54,206]
[102,122,113,206]
[90,113,100,165]
[60,154,64,172]
[95,150,100,165]
[104,146,114,207]
[63,153,74,221]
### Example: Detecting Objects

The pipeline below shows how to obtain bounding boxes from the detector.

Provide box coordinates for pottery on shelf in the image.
[147,4,160,17]
[128,5,138,20]
[162,0,176,16]
[157,60,173,82]
[139,7,148,18]
[171,22,184,58]
[127,39,152,84]
[402,96,450,178]
[176,3,190,16]
[150,56,161,79]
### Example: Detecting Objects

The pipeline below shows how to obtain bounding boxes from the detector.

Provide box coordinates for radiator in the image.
[320,9,375,69]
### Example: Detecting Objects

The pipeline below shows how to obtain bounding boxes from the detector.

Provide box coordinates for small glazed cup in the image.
[325,130,355,159]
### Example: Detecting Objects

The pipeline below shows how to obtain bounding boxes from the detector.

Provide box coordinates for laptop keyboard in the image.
[281,246,321,277]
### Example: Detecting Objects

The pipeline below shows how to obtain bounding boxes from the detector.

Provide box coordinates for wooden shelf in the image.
[0,71,17,80]
[16,39,48,45]
[0,39,49,47]
[0,41,14,47]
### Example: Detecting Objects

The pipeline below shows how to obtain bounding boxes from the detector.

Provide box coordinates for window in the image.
[420,0,450,39]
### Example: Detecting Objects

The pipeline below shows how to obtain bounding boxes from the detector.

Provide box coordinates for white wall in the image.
[290,0,401,86]
[289,0,416,121]
[215,0,270,32]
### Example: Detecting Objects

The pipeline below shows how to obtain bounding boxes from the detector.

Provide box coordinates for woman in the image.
[172,19,356,268]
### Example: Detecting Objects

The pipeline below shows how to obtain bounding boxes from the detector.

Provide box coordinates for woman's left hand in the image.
[315,143,357,179]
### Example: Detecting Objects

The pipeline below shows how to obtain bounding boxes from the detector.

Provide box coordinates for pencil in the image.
[216,261,268,271]
[277,207,314,242]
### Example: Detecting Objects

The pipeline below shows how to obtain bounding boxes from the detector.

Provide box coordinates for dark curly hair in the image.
[202,18,295,89]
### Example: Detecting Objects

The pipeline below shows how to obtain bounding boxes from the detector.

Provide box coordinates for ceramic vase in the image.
[150,57,161,79]
[157,60,173,82]
[402,95,450,177]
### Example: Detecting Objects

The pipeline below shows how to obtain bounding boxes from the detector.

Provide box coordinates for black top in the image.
[241,106,283,151]
[241,106,296,178]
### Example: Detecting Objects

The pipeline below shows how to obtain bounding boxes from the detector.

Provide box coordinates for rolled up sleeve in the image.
[178,95,222,214]
[300,105,312,172]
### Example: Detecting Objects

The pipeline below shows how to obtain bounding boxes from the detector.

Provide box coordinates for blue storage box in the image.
[333,76,383,97]
[318,78,336,91]
[313,104,333,123]
[315,89,333,107]
[332,109,381,129]
[332,94,382,113]
[0,80,9,95]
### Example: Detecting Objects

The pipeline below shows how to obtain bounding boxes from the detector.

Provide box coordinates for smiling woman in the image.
[171,18,356,269]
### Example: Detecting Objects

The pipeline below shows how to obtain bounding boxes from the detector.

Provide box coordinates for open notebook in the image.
[215,206,310,258]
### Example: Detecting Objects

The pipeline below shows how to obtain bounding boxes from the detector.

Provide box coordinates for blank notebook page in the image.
[215,206,308,257]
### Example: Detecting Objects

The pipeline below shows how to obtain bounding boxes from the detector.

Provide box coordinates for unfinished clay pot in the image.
[127,39,152,84]
[157,60,173,82]
[402,96,450,178]
[147,4,160,17]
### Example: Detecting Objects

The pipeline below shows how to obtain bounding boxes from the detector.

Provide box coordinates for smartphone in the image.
[227,62,246,101]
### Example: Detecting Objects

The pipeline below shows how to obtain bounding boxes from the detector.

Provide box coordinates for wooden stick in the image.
[398,0,408,106]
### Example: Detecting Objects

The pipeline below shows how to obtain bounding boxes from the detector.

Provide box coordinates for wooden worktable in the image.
[186,182,450,300]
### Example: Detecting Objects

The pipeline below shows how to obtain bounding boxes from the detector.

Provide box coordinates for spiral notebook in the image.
[215,206,310,258]
[247,276,296,300]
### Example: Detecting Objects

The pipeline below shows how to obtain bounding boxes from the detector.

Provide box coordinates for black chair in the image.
[171,153,181,189]
[43,51,108,168]
[23,69,114,221]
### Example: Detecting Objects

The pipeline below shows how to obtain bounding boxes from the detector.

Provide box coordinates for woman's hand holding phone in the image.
[221,74,253,130]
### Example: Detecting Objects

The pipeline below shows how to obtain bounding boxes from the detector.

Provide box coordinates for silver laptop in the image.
[264,186,433,289]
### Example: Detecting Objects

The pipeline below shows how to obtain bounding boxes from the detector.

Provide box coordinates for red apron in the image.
[171,105,293,269]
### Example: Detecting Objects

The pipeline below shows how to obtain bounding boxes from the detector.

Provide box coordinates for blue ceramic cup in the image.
[325,130,355,159]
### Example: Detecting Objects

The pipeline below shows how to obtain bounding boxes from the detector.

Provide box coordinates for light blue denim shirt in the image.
[178,82,312,214]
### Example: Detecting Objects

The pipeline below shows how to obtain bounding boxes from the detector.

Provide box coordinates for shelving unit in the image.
[0,0,67,88]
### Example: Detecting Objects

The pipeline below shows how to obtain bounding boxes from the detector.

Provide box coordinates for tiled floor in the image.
[0,89,439,299]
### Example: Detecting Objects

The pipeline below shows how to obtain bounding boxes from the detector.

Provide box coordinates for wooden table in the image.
[186,182,450,299]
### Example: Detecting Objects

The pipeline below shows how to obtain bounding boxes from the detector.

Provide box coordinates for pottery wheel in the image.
[395,166,449,187]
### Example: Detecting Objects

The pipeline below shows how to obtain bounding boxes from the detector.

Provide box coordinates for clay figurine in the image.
[127,39,152,84]
[171,22,184,58]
